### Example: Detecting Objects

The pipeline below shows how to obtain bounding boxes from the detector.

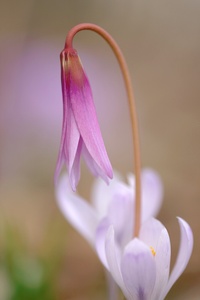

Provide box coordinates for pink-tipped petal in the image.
[56,174,99,247]
[121,238,156,300]
[162,217,193,299]
[82,144,110,184]
[70,70,113,181]
[55,49,113,190]
[54,73,68,184]
[139,218,171,300]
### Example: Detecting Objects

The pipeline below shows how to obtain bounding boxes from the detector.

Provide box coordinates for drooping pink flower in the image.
[55,47,113,190]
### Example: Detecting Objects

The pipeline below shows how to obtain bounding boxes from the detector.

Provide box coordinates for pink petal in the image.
[56,173,99,247]
[162,217,193,298]
[54,64,69,184]
[65,107,82,190]
[69,59,113,181]
[121,238,156,300]
[55,49,113,190]
[55,52,82,190]
[139,218,171,299]
[82,144,110,183]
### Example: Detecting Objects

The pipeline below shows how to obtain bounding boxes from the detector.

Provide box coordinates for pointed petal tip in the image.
[162,216,193,299]
[177,216,194,250]
[69,175,77,192]
[103,165,113,185]
[108,167,113,179]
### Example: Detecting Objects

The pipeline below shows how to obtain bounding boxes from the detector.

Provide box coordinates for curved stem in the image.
[65,23,141,237]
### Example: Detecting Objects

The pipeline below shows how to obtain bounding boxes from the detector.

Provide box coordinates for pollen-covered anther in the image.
[150,246,156,256]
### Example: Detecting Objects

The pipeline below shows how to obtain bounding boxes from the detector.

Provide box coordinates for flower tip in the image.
[71,183,77,192]
[108,167,113,179]
[68,172,79,192]
[177,216,194,247]
[106,168,113,183]
[102,168,113,186]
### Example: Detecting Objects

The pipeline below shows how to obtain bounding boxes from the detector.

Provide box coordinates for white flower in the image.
[56,169,163,249]
[96,217,193,300]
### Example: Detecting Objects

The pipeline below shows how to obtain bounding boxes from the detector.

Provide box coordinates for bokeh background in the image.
[0,0,199,299]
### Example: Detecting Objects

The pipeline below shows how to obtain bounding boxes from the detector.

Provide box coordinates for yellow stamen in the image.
[150,246,156,256]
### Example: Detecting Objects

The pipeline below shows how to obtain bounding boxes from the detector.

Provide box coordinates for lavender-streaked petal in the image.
[105,226,129,298]
[56,174,99,247]
[139,218,171,300]
[121,238,156,300]
[162,217,193,299]
[70,72,113,181]
[105,270,119,300]
[107,188,133,248]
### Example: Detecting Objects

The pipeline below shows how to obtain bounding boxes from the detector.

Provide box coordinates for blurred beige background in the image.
[0,0,199,299]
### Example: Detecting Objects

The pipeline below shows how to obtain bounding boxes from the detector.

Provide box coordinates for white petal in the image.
[127,169,163,221]
[95,218,111,269]
[56,174,99,247]
[162,217,193,299]
[139,218,171,300]
[105,226,129,299]
[107,188,133,248]
[91,171,124,218]
[121,238,156,300]
[141,169,163,222]
[105,271,119,300]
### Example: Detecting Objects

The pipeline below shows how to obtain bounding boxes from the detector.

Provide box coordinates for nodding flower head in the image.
[55,47,113,191]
